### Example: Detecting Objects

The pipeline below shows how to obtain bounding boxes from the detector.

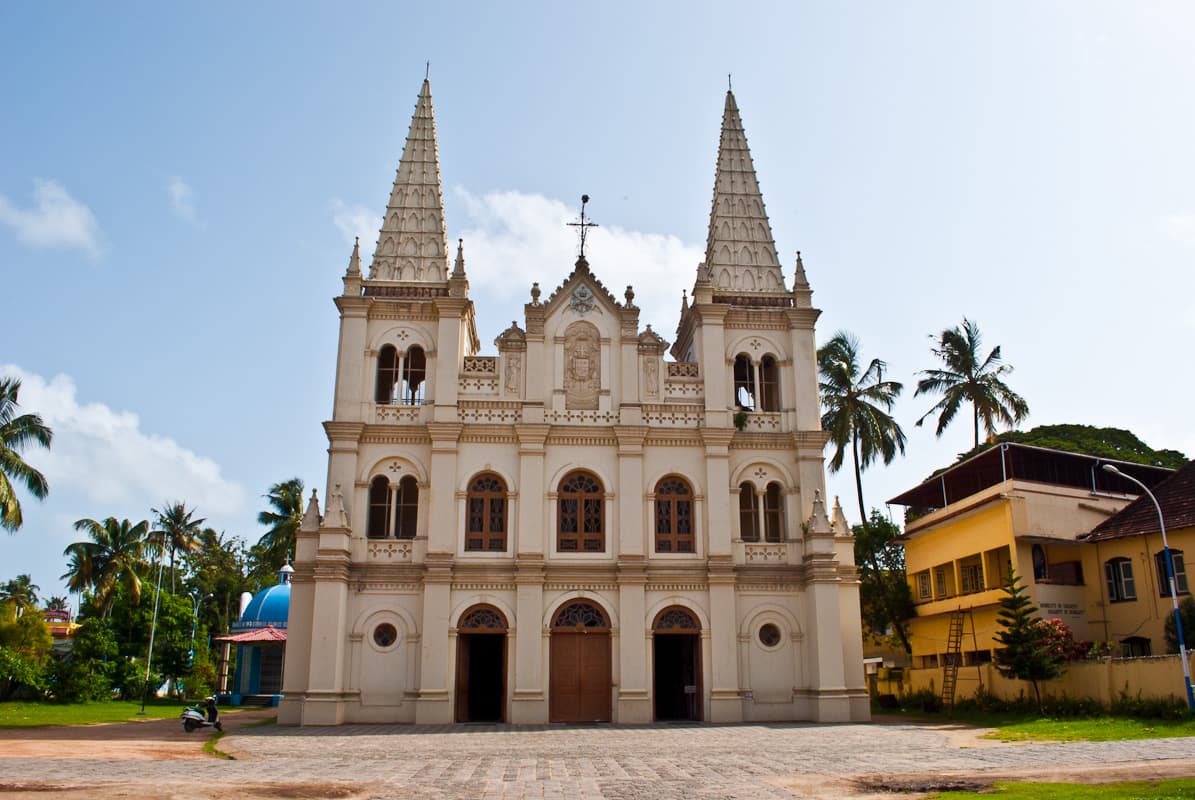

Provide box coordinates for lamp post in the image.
[1102,463,1195,709]
[138,543,166,715]
[189,591,211,668]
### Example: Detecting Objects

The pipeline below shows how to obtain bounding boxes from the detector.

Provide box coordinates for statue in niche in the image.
[564,321,600,410]
[643,356,659,396]
[505,352,521,393]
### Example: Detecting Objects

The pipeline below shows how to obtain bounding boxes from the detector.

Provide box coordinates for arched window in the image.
[401,345,427,405]
[466,473,508,552]
[375,344,427,405]
[395,475,419,539]
[763,482,784,543]
[738,482,760,542]
[367,475,419,538]
[375,345,399,403]
[367,476,391,538]
[557,471,604,552]
[733,354,756,410]
[655,477,694,554]
[758,355,779,412]
[1155,549,1190,597]
[1104,557,1136,602]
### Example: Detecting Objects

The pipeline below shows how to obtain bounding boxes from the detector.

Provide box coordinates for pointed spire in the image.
[346,237,361,277]
[452,238,466,278]
[702,89,787,295]
[368,78,450,282]
[831,495,851,537]
[300,489,321,532]
[792,250,813,309]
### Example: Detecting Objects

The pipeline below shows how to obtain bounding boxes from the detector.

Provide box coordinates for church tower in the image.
[280,79,868,727]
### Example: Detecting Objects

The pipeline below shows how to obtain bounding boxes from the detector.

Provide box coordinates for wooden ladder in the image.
[941,608,966,713]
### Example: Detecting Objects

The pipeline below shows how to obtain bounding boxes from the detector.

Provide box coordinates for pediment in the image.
[540,257,625,322]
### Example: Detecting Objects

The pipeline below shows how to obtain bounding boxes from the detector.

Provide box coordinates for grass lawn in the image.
[982,715,1195,742]
[0,699,203,727]
[929,778,1195,799]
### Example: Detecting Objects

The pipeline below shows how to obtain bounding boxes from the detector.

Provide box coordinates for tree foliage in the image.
[952,424,1188,470]
[0,573,40,614]
[993,569,1065,712]
[915,318,1029,448]
[1163,597,1195,653]
[0,376,53,532]
[852,510,914,652]
[63,517,150,616]
[251,478,304,590]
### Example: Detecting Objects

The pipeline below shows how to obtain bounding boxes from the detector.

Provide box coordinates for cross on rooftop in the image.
[567,194,599,259]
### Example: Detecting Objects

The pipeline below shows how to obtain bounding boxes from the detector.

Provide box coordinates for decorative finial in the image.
[567,194,599,260]
[530,282,541,305]
[451,237,466,279]
[425,61,430,80]
[624,285,635,307]
[728,73,732,91]
[681,289,689,311]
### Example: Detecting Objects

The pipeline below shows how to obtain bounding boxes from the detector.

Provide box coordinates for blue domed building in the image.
[215,564,292,706]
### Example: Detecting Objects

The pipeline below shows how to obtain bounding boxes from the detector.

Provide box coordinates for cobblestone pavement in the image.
[3,721,1195,799]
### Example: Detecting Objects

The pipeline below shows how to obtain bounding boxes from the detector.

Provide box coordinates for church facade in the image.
[278,79,869,726]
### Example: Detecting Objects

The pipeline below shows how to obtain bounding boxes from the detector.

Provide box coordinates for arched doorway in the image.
[549,601,611,722]
[455,605,507,722]
[652,606,702,721]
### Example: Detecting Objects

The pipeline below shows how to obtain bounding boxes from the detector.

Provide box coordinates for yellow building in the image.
[1079,459,1195,656]
[888,444,1171,670]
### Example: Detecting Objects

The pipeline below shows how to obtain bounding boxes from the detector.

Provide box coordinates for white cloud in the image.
[1162,212,1195,246]
[0,179,103,256]
[167,176,203,227]
[0,365,245,517]
[331,198,377,248]
[455,189,704,336]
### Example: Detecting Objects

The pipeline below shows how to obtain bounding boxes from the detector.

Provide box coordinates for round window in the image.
[758,623,782,648]
[373,622,398,648]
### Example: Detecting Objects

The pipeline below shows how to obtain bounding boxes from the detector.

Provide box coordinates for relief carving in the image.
[563,320,600,410]
[505,353,521,393]
[643,356,659,396]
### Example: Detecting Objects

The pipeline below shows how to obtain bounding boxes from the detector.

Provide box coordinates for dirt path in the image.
[0,707,276,761]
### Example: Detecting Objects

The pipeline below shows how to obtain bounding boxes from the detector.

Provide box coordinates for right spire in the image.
[702,89,787,295]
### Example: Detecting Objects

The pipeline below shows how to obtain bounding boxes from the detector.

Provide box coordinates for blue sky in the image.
[3,2,1194,602]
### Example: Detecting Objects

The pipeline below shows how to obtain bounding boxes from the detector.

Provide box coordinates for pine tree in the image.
[993,568,1064,713]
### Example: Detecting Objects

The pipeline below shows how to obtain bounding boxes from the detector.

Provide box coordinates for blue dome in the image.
[237,582,290,629]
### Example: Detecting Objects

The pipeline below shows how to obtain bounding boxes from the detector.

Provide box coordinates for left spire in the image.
[367,78,450,282]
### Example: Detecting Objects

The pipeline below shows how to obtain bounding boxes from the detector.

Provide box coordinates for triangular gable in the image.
[539,257,625,319]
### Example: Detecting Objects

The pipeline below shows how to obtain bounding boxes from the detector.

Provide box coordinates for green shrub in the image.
[0,646,47,700]
[1111,689,1192,721]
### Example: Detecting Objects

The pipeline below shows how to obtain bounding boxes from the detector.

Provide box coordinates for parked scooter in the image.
[180,697,223,732]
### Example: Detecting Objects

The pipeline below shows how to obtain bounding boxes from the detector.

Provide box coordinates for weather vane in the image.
[567,194,599,259]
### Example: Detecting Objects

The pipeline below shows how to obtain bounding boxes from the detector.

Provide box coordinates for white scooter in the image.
[180,698,223,732]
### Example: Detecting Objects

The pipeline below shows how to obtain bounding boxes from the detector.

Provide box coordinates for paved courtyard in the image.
[2,718,1195,799]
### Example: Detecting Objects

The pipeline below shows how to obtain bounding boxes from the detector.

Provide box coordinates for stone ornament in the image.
[563,320,600,410]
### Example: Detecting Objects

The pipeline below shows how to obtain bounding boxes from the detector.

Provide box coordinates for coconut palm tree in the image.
[0,574,40,615]
[148,501,205,592]
[915,317,1030,448]
[0,377,53,532]
[62,517,149,617]
[256,478,304,571]
[817,331,907,526]
[44,595,69,611]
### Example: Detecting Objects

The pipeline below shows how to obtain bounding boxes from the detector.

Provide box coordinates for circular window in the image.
[758,623,782,648]
[373,622,398,648]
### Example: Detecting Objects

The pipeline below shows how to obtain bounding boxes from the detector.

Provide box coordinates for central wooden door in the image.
[549,602,611,722]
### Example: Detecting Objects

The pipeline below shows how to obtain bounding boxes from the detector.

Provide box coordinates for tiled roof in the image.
[1085,459,1195,540]
[212,624,288,644]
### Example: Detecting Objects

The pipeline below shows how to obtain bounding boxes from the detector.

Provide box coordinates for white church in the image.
[279,78,869,726]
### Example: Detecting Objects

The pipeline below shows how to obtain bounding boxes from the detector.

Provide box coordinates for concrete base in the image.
[415,692,453,724]
[616,692,652,724]
[708,690,745,723]
[510,692,548,724]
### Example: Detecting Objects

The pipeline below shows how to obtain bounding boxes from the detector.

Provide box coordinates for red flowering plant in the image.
[1032,618,1092,662]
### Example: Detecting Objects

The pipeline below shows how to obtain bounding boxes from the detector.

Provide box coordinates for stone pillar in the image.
[298,526,352,725]
[707,565,742,722]
[617,564,650,722]
[511,558,546,722]
[701,429,734,557]
[332,296,369,422]
[415,561,454,723]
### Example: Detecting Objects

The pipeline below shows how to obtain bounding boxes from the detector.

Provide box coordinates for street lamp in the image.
[189,591,212,668]
[138,543,166,715]
[1102,463,1195,709]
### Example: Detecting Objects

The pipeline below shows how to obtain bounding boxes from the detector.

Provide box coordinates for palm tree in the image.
[257,478,304,562]
[818,333,912,652]
[44,595,69,611]
[0,573,40,615]
[62,517,149,617]
[0,377,53,532]
[148,501,205,592]
[817,332,907,526]
[915,318,1030,448]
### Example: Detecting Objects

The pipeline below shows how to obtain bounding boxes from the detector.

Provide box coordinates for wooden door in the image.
[454,635,470,722]
[550,631,611,722]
